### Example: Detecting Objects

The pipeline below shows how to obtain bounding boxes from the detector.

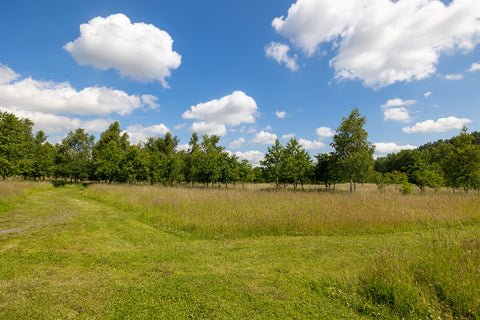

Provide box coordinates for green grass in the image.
[1,182,479,319]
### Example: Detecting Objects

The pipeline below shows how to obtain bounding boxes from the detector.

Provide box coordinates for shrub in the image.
[51,180,66,188]
[400,181,413,195]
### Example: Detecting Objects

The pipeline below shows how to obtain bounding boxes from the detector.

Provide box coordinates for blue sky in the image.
[1,0,479,165]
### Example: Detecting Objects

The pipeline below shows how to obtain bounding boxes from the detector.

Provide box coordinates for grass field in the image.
[1,181,479,319]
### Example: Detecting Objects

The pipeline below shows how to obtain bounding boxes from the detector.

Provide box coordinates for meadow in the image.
[0,181,479,319]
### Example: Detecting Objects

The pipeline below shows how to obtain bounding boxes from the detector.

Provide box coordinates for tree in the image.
[182,133,201,186]
[260,139,284,188]
[409,152,443,192]
[31,131,55,180]
[198,135,223,187]
[282,138,311,190]
[315,153,341,190]
[238,159,254,188]
[57,128,95,182]
[92,122,128,183]
[0,112,34,179]
[442,128,480,193]
[144,132,181,185]
[331,108,375,193]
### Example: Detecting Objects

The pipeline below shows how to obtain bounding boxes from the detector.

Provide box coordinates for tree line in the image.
[1,109,479,193]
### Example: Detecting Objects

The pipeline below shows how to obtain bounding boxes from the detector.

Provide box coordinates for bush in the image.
[400,181,413,195]
[51,180,66,188]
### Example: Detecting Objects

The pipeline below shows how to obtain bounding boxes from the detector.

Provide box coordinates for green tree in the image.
[442,128,480,193]
[198,135,223,187]
[31,131,55,180]
[260,139,284,188]
[57,128,95,182]
[144,132,181,186]
[282,138,311,190]
[0,112,35,179]
[410,152,443,192]
[238,159,254,188]
[182,133,201,186]
[92,122,129,183]
[331,108,375,193]
[315,153,341,190]
[119,145,148,183]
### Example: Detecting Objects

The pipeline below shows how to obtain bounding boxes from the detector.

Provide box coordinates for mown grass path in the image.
[1,184,478,319]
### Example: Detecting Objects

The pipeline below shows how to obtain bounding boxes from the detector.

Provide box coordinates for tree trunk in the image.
[349,180,353,194]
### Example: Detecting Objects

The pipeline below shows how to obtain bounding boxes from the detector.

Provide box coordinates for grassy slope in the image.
[0,183,479,319]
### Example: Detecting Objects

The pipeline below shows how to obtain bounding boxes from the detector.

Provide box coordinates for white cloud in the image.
[265,42,299,71]
[0,76,148,116]
[141,94,160,109]
[234,150,265,167]
[275,110,287,118]
[374,142,417,154]
[444,73,464,80]
[228,137,245,149]
[183,91,257,126]
[403,116,471,133]
[424,91,432,98]
[176,144,190,152]
[273,0,480,88]
[468,62,480,72]
[281,133,296,139]
[190,122,227,136]
[298,138,325,150]
[174,123,186,130]
[316,126,334,138]
[251,131,278,144]
[0,63,19,84]
[380,98,416,109]
[183,91,258,137]
[0,106,110,134]
[125,123,170,144]
[383,107,411,122]
[64,13,181,87]
[381,98,416,122]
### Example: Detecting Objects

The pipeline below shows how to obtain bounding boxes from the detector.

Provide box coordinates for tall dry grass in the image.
[0,180,50,213]
[83,184,480,239]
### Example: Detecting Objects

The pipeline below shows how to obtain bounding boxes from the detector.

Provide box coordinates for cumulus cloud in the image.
[228,137,245,149]
[374,142,417,154]
[298,138,325,149]
[281,133,296,140]
[251,131,278,144]
[316,126,334,138]
[234,150,265,167]
[424,91,432,98]
[380,98,416,109]
[0,63,19,84]
[468,62,480,72]
[125,123,170,144]
[0,74,151,116]
[275,110,287,118]
[381,98,416,122]
[190,122,227,136]
[183,91,258,136]
[176,144,190,152]
[444,73,464,80]
[384,107,411,122]
[0,106,110,134]
[141,95,160,109]
[183,91,257,126]
[64,13,181,87]
[265,42,299,71]
[403,116,471,133]
[273,0,480,87]
[174,123,186,130]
